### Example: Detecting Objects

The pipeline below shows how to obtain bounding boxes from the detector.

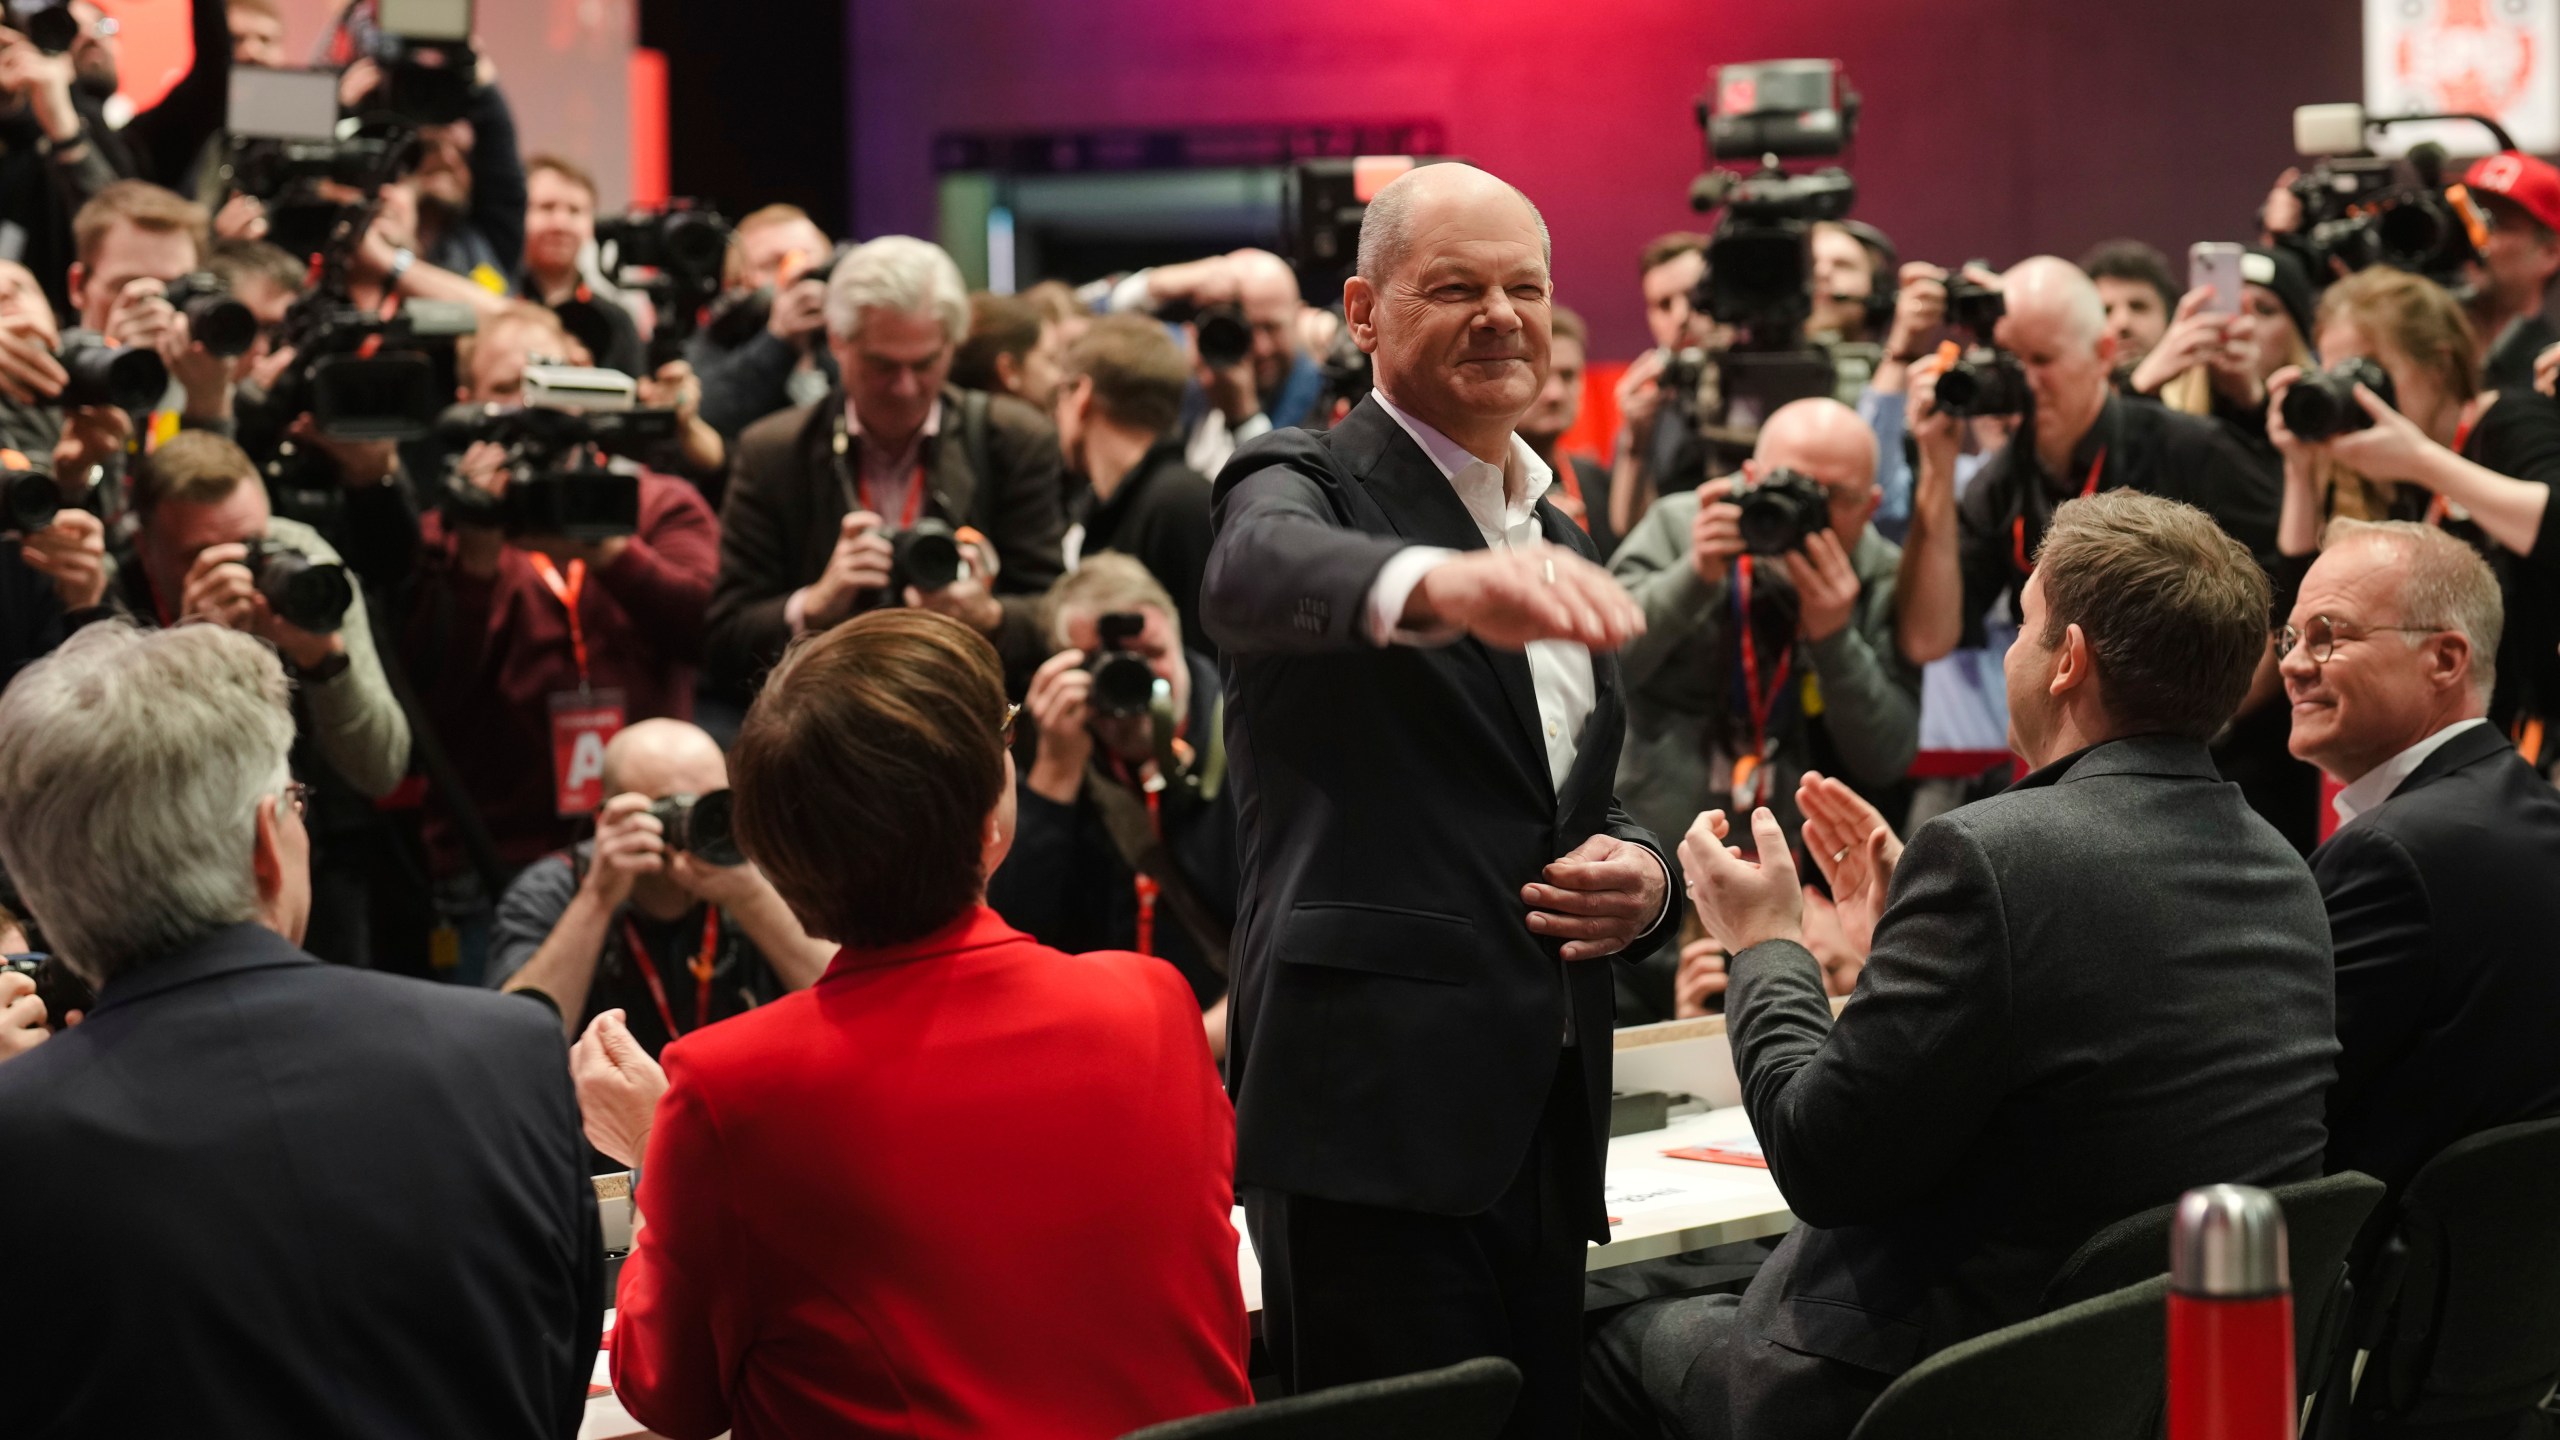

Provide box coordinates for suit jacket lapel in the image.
[1340,399,1549,786]
[926,387,978,529]
[2390,722,2513,799]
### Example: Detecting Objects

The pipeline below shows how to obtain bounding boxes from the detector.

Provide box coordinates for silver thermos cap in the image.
[2171,1184,2289,1298]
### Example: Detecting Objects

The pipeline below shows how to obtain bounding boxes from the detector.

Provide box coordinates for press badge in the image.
[550,689,627,816]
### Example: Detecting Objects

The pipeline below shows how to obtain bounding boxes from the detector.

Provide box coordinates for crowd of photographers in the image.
[1,14,2559,1430]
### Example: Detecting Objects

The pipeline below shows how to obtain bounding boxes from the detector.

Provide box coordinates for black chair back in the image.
[2042,1170,2385,1409]
[2349,1116,2560,1437]
[1115,1356,1521,1440]
[1847,1275,2169,1440]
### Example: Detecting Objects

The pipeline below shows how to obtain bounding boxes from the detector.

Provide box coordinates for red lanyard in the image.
[526,554,591,689]
[622,907,720,1039]
[1732,556,1795,809]
[2012,447,2107,577]
[2423,416,2479,528]
[861,457,929,530]
[1133,788,1164,957]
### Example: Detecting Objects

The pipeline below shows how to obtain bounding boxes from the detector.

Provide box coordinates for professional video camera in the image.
[1929,263,2029,419]
[2286,103,2500,289]
[2279,356,2397,441]
[264,298,478,441]
[59,332,170,411]
[1284,155,1459,292]
[648,789,744,868]
[1732,468,1832,555]
[437,364,677,539]
[1684,59,1862,446]
[242,538,355,634]
[593,202,735,369]
[1085,611,1162,719]
[363,0,480,128]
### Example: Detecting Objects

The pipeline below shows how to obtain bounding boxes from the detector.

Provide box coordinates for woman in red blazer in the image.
[573,610,1251,1440]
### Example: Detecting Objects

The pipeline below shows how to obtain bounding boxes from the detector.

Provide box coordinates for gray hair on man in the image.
[2003,255,2110,350]
[824,235,970,346]
[2323,517,2505,700]
[1354,163,1553,287]
[0,623,295,987]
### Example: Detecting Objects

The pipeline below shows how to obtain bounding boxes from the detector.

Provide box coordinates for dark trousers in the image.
[1245,1055,1594,1438]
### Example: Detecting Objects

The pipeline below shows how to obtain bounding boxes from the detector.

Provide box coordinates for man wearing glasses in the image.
[2280,519,2560,1196]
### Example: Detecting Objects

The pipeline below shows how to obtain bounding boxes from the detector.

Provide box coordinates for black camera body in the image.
[1687,60,1860,352]
[1937,350,2029,418]
[242,538,354,634]
[222,132,410,263]
[596,203,738,368]
[1085,610,1159,719]
[1942,263,2006,336]
[1733,467,1832,555]
[2289,141,2487,286]
[264,299,477,441]
[1,954,93,1032]
[647,789,743,868]
[887,519,965,596]
[1157,299,1252,371]
[436,391,674,541]
[4,455,60,534]
[162,272,259,359]
[59,333,170,411]
[2280,356,2397,442]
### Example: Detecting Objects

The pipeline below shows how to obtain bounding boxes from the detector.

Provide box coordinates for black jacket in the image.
[0,923,602,1438]
[1717,737,2337,1440]
[987,647,1236,1008]
[705,385,1067,695]
[2316,723,2560,1192]
[1081,436,1217,659]
[1203,395,1677,1228]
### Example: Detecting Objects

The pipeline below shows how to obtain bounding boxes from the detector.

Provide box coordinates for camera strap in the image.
[2421,413,2481,528]
[622,907,722,1039]
[525,553,592,690]
[1087,692,1232,975]
[2009,448,2107,579]
[1730,556,1794,812]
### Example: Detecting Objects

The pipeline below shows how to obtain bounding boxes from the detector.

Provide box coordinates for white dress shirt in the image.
[1363,387,1596,792]
[2332,717,2491,826]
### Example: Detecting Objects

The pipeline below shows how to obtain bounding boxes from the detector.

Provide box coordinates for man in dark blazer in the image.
[2282,519,2560,1193]
[704,235,1066,697]
[1205,162,1677,1435]
[0,622,602,1439]
[1588,491,2339,1440]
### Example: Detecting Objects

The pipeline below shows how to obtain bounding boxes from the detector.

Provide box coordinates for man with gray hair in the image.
[1204,161,1671,1433]
[0,622,601,1436]
[706,234,1067,695]
[2280,518,2560,1192]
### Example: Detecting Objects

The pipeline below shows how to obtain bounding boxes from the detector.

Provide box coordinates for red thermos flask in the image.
[2169,1184,2294,1440]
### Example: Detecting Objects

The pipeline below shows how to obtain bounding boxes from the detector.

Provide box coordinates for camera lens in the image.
[1089,652,1159,718]
[897,526,964,592]
[647,794,695,854]
[6,472,61,533]
[59,338,170,412]
[2280,357,2395,442]
[686,789,744,868]
[248,546,354,635]
[1734,471,1831,556]
[1194,306,1252,370]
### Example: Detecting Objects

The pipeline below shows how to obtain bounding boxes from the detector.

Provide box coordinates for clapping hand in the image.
[1679,807,1805,955]
[1796,770,1901,960]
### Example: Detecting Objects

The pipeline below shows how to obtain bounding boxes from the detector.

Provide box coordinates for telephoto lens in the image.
[1733,468,1832,555]
[2279,357,2396,442]
[58,335,170,411]
[242,540,354,634]
[161,274,259,359]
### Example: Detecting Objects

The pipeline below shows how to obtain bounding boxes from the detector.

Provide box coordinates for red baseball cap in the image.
[2464,151,2560,234]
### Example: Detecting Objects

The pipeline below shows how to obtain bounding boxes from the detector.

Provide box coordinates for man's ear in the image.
[2431,630,2474,694]
[2093,331,2120,370]
[251,795,285,908]
[1343,275,1380,352]
[2050,621,2093,697]
[65,263,85,312]
[993,350,1021,393]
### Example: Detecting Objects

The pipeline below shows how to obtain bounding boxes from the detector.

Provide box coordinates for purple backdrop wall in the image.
[849,0,2362,357]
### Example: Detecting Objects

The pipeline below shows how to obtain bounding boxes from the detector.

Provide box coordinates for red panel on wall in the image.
[629,47,669,209]
[98,0,192,113]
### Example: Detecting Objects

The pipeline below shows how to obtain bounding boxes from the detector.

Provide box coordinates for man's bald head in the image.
[2002,255,2108,352]
[1754,396,1878,496]
[601,719,729,800]
[1355,163,1552,289]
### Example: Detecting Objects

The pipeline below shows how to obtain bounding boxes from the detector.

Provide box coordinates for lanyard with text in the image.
[526,553,592,690]
[1729,556,1794,813]
[2011,447,2108,577]
[622,907,721,1039]
[2422,415,2479,528]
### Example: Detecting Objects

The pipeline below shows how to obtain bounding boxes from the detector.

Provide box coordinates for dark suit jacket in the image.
[0,924,603,1439]
[704,385,1067,695]
[2317,722,2560,1192]
[1719,737,2337,1440]
[1203,395,1678,1232]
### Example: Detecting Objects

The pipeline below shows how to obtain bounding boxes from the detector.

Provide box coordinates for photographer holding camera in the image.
[1054,313,1216,655]
[493,718,829,1055]
[1611,395,1917,890]
[402,302,719,972]
[989,555,1236,1049]
[334,38,525,288]
[64,180,240,442]
[1104,247,1325,477]
[707,234,1067,696]
[2268,267,2560,768]
[688,203,840,439]
[111,431,412,966]
[1608,232,1719,540]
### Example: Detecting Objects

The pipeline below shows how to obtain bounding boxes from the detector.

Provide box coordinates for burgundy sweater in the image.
[405,472,718,879]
